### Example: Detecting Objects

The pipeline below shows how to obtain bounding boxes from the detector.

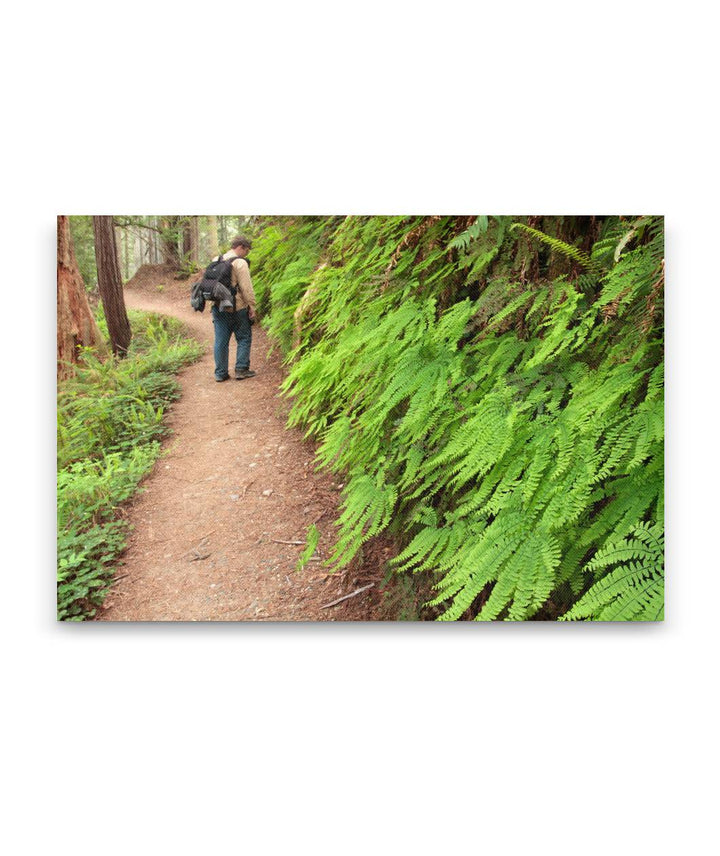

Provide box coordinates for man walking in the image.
[212,236,258,382]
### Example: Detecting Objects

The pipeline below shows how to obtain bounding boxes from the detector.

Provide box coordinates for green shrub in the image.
[58,522,128,621]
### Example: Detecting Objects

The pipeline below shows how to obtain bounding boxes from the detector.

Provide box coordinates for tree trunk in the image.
[160,216,181,267]
[150,219,160,263]
[207,215,219,259]
[57,215,106,379]
[182,218,192,261]
[189,216,200,268]
[122,226,130,280]
[93,216,132,357]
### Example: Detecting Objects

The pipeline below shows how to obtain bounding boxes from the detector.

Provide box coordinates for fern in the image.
[447,215,489,251]
[252,215,664,620]
[561,524,664,621]
[297,524,320,572]
[510,222,592,268]
[330,473,397,567]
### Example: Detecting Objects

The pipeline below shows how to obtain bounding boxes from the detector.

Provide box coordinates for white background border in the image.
[3,2,717,854]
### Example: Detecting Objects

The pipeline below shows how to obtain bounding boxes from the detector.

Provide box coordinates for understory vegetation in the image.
[57,311,202,620]
[252,215,664,621]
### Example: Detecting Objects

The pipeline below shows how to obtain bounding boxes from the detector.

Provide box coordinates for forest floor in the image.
[99,266,389,621]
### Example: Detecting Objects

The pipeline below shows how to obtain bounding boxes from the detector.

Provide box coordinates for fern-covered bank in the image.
[57,311,203,620]
[251,216,664,621]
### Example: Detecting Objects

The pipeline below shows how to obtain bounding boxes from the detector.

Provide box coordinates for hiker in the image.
[212,236,258,382]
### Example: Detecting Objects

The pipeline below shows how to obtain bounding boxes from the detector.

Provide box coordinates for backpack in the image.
[203,254,237,288]
[190,254,238,311]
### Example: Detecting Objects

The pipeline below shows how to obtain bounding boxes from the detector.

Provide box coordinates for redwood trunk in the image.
[57,216,106,379]
[93,216,132,357]
[160,217,181,267]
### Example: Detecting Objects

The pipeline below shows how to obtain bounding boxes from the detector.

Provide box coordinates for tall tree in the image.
[179,216,201,270]
[182,217,192,262]
[150,217,162,263]
[160,216,181,267]
[57,216,106,379]
[189,216,200,268]
[207,215,219,259]
[207,216,220,259]
[93,216,131,356]
[122,226,130,280]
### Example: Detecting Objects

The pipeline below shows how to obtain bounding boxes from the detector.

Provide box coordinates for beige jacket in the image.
[222,250,257,314]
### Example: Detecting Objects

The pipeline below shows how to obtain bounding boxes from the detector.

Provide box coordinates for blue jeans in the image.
[212,305,252,379]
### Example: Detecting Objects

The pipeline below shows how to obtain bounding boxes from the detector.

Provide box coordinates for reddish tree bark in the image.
[180,216,200,271]
[57,215,106,380]
[160,216,181,267]
[93,216,132,357]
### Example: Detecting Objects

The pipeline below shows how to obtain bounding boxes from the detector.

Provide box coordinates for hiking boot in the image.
[215,375,230,382]
[235,369,257,380]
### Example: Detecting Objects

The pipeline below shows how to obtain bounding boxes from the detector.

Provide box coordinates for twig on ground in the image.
[242,480,255,497]
[320,583,374,609]
[271,539,305,545]
[180,530,216,559]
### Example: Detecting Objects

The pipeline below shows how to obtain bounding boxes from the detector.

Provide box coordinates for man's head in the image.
[231,236,252,258]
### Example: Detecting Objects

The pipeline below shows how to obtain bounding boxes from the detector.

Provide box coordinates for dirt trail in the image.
[99,271,382,621]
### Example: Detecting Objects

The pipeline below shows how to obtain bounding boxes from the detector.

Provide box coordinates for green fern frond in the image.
[510,222,592,268]
[447,216,489,251]
[296,524,320,572]
[330,474,397,567]
[561,523,664,621]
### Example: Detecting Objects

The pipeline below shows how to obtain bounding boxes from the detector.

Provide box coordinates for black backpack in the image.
[190,254,238,311]
[203,254,237,288]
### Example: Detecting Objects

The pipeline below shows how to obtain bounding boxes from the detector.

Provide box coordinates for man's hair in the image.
[230,235,252,250]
